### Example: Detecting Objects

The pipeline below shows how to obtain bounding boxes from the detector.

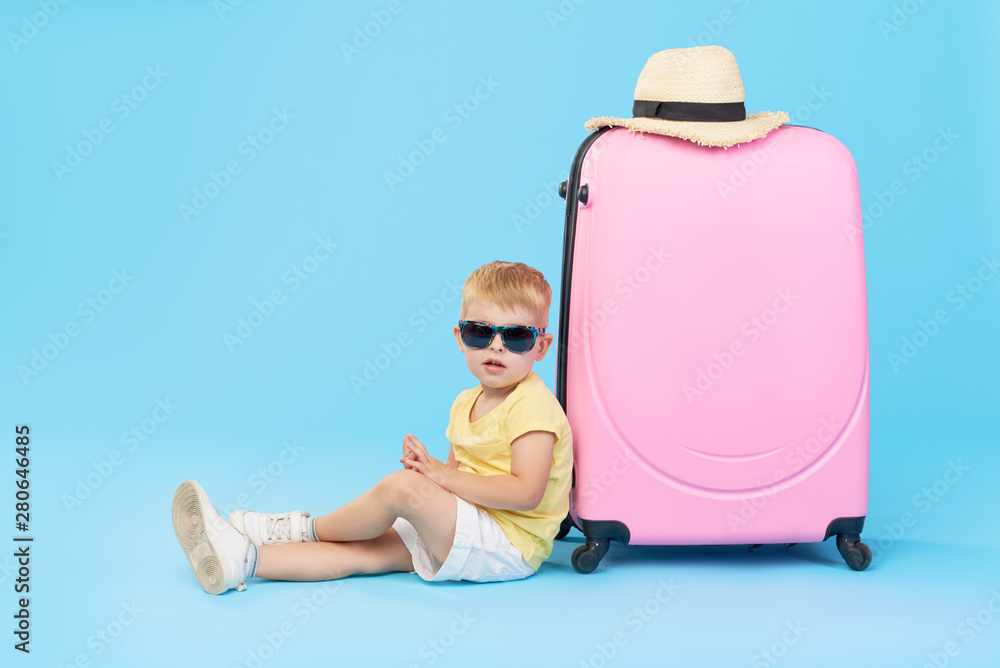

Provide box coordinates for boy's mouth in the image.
[484,358,506,371]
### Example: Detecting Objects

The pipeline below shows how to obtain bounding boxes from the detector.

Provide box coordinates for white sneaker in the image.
[172,480,256,595]
[229,509,315,546]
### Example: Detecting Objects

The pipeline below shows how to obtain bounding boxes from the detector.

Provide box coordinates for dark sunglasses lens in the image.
[501,327,535,353]
[461,323,493,349]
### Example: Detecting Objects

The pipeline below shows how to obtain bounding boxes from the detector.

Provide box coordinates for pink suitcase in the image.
[554,124,872,572]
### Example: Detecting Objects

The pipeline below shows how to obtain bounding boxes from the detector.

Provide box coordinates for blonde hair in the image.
[460,261,552,328]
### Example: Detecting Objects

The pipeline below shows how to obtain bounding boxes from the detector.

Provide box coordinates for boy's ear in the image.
[534,332,555,361]
[453,324,465,351]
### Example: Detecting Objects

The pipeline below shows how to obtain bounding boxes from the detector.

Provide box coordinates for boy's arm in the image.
[404,432,554,512]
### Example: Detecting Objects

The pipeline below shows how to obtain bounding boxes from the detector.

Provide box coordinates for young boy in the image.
[172,261,573,593]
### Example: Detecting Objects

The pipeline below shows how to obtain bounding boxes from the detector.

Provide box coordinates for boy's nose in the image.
[489,332,504,349]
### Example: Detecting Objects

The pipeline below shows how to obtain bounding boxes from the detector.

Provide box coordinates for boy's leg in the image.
[255,528,413,582]
[313,469,458,563]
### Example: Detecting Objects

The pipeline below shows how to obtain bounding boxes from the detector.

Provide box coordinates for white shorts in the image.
[391,495,536,583]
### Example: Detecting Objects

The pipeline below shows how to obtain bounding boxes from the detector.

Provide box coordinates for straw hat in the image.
[585,45,789,148]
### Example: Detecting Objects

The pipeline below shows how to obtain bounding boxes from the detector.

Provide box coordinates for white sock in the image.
[307,516,319,542]
[246,543,259,579]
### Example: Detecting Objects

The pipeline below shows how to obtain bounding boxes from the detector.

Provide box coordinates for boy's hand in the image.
[400,433,450,488]
[399,434,424,471]
[399,435,416,470]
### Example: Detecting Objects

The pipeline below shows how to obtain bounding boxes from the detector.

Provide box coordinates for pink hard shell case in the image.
[554,125,871,572]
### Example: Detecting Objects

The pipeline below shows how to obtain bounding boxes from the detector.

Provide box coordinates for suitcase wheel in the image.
[836,534,872,571]
[572,538,610,574]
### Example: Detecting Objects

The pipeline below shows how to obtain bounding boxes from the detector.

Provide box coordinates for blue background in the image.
[2,1,998,666]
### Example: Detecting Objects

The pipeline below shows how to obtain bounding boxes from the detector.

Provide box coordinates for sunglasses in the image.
[458,320,545,354]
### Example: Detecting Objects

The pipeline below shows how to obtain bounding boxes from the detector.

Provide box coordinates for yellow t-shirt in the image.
[444,371,573,571]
